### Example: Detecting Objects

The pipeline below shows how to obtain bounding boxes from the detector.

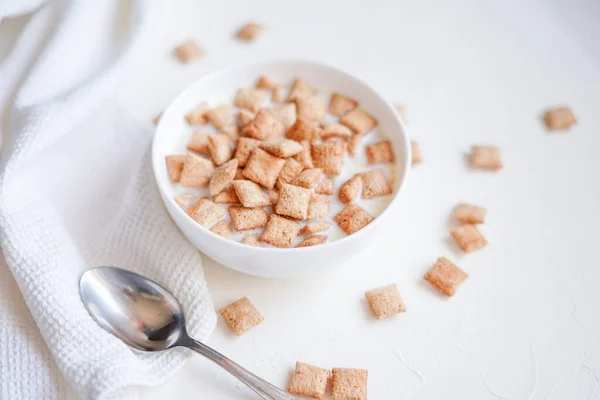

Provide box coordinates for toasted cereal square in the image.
[270,103,297,129]
[275,183,311,220]
[260,139,304,158]
[453,203,486,224]
[347,133,364,158]
[244,109,286,140]
[234,137,262,167]
[395,104,408,124]
[206,105,234,129]
[296,235,327,248]
[261,214,301,247]
[292,168,322,189]
[451,224,487,253]
[187,131,210,154]
[294,140,314,169]
[331,368,368,400]
[361,169,392,199]
[165,155,186,182]
[338,175,362,203]
[366,140,395,164]
[287,78,315,101]
[186,197,225,227]
[321,123,353,140]
[209,159,238,196]
[210,220,233,239]
[231,179,271,208]
[411,140,422,165]
[286,117,320,142]
[470,145,502,170]
[300,221,332,235]
[256,75,278,90]
[185,101,209,125]
[307,194,329,220]
[315,178,334,195]
[295,96,326,121]
[235,23,265,41]
[207,134,233,165]
[365,284,406,319]
[238,109,256,127]
[544,107,577,130]
[311,141,346,175]
[288,361,331,399]
[234,88,270,113]
[334,204,374,235]
[219,124,240,142]
[219,297,264,335]
[268,188,279,205]
[278,158,305,185]
[341,108,377,135]
[179,153,215,188]
[228,206,268,231]
[174,40,203,63]
[424,257,468,296]
[241,233,265,247]
[213,187,240,204]
[153,112,163,125]
[329,93,358,117]
[243,148,286,189]
[174,192,197,208]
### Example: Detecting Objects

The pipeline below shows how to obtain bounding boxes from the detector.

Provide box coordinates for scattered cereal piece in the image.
[315,178,334,195]
[331,368,368,400]
[153,112,163,125]
[243,109,286,140]
[361,169,392,199]
[234,137,262,167]
[174,192,197,208]
[278,158,305,186]
[295,96,326,121]
[293,140,314,169]
[296,235,327,248]
[470,145,502,171]
[261,214,301,248]
[187,131,210,154]
[341,108,377,135]
[219,297,264,335]
[334,204,374,235]
[213,187,240,204]
[411,140,422,165]
[243,148,286,189]
[395,104,408,124]
[544,107,577,130]
[451,224,487,253]
[209,159,238,196]
[347,133,364,158]
[275,183,311,220]
[268,188,279,205]
[307,194,329,220]
[186,197,225,227]
[292,168,322,189]
[234,88,270,113]
[424,257,468,296]
[364,284,406,319]
[231,179,271,208]
[179,153,215,188]
[206,105,234,129]
[165,155,186,182]
[256,75,278,90]
[311,141,346,175]
[320,123,353,140]
[228,206,268,231]
[300,221,332,235]
[286,116,321,142]
[210,220,233,239]
[270,103,297,129]
[366,140,395,164]
[260,139,304,158]
[238,109,256,127]
[288,361,331,399]
[453,203,486,224]
[338,175,362,203]
[174,40,203,63]
[219,124,240,142]
[288,78,315,102]
[185,101,209,125]
[329,93,358,117]
[241,233,266,247]
[207,134,233,165]
[235,23,265,41]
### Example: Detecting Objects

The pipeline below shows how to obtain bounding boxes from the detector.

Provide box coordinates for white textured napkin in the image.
[0,1,216,399]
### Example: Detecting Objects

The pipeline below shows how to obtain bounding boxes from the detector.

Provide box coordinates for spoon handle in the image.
[186,338,298,400]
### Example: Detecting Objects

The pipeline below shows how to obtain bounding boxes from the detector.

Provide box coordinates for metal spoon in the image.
[79,266,297,400]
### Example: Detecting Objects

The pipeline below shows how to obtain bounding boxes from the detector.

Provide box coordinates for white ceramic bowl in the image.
[152,60,410,278]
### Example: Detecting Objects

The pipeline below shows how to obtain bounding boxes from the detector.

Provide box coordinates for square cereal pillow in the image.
[219,297,264,335]
[364,284,406,319]
[234,88,270,113]
[340,108,377,135]
[232,179,271,208]
[451,224,487,253]
[424,257,468,296]
[275,183,311,220]
[329,93,358,117]
[470,145,502,170]
[186,197,225,227]
[296,235,327,247]
[361,169,392,199]
[288,362,331,399]
[311,141,346,175]
[243,148,286,189]
[228,206,268,231]
[334,204,374,235]
[261,214,300,248]
[365,140,395,164]
[179,153,215,188]
[331,368,368,400]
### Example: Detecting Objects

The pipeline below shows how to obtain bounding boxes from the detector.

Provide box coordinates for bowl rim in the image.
[152,58,411,253]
